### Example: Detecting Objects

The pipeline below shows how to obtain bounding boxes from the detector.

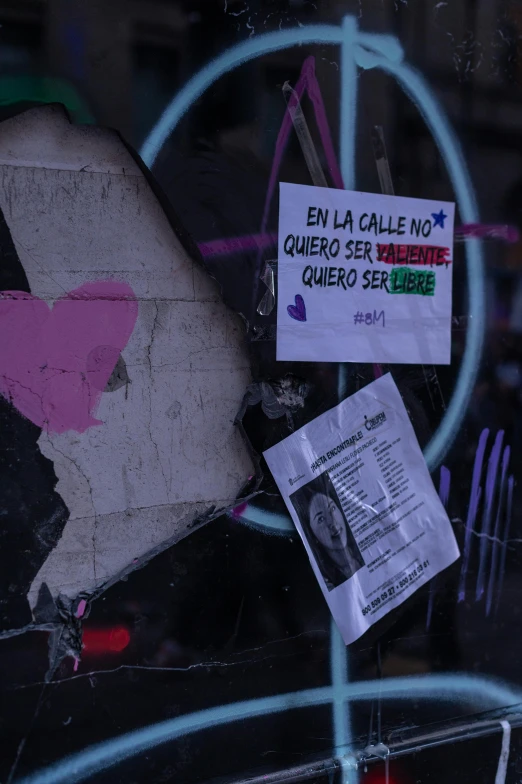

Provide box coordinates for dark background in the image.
[1,1,522,783]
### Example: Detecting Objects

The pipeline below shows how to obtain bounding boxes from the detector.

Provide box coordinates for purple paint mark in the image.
[196,225,519,262]
[260,55,344,237]
[73,657,80,672]
[304,60,344,190]
[255,56,344,313]
[486,445,510,616]
[427,465,451,629]
[199,233,277,259]
[458,428,489,602]
[0,282,138,433]
[231,501,248,520]
[455,224,519,243]
[495,474,514,614]
[475,430,504,602]
[75,599,87,619]
[287,294,307,322]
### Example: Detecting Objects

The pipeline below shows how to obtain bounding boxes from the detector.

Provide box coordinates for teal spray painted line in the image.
[339,16,358,191]
[138,16,485,784]
[18,673,522,784]
[330,617,355,781]
[140,16,485,474]
[141,25,344,167]
[140,13,484,515]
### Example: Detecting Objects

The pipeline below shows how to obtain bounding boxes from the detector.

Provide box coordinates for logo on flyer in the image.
[364,411,387,431]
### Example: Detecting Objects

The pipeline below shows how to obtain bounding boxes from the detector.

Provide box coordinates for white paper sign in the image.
[277,183,455,364]
[263,373,459,645]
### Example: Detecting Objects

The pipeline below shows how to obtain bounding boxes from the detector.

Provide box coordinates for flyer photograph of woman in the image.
[290,472,364,591]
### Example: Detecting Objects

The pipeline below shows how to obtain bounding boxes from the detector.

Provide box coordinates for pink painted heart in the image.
[287,294,307,322]
[0,281,138,433]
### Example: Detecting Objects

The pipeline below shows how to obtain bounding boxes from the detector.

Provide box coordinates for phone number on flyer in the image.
[361,559,430,617]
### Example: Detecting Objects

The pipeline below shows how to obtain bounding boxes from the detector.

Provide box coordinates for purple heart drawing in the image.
[287,294,307,322]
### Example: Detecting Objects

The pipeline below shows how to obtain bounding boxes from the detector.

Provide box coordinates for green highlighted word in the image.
[389,267,436,296]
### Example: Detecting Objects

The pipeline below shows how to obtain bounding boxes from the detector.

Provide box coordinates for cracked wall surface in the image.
[0,105,254,615]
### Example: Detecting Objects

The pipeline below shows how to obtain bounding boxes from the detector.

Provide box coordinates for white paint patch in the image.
[495,719,511,784]
[0,105,253,604]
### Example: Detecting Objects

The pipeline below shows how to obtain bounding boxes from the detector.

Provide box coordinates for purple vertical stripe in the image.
[306,60,344,189]
[495,474,514,614]
[485,446,510,615]
[427,465,451,629]
[259,58,315,257]
[475,430,504,601]
[458,429,489,602]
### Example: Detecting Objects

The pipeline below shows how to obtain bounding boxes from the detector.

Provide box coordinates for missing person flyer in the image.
[263,373,459,645]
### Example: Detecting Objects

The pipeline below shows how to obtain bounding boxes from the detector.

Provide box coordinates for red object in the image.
[361,762,410,784]
[376,243,451,265]
[82,626,131,655]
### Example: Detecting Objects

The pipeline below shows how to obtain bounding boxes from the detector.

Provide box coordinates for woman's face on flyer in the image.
[309,493,347,551]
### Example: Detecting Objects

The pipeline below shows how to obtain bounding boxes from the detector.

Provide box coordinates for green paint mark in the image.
[0,77,95,124]
[389,267,436,296]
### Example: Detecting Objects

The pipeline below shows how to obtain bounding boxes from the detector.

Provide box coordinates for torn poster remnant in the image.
[0,105,254,622]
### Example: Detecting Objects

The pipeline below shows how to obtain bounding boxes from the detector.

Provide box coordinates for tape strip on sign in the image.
[264,373,460,645]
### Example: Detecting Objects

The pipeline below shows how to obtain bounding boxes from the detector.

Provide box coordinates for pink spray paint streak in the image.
[0,281,138,433]
[196,60,518,270]
[196,57,518,267]
[72,601,88,671]
[75,599,87,619]
[198,222,520,260]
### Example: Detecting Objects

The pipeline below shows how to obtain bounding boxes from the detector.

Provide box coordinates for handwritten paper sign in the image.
[277,183,455,364]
